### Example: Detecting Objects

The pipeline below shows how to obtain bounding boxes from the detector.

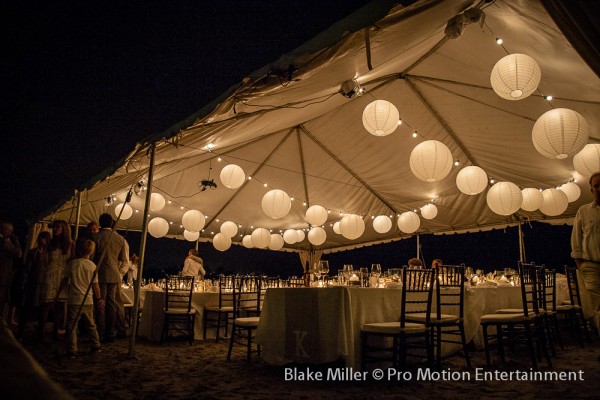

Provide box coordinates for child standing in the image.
[57,239,104,357]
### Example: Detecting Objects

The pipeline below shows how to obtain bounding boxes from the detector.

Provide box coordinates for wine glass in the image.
[371,264,381,278]
[319,260,330,286]
[359,267,369,287]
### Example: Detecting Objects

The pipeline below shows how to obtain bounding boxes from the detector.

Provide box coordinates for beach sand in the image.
[13,326,600,400]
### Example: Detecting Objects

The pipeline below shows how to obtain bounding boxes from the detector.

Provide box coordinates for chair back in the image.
[232,276,262,318]
[540,268,557,312]
[564,266,583,308]
[217,275,235,308]
[517,261,540,317]
[401,267,435,327]
[164,275,195,313]
[434,264,466,320]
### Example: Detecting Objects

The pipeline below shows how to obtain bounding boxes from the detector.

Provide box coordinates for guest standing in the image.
[407,258,423,269]
[95,213,128,342]
[571,172,600,333]
[0,221,23,324]
[181,249,205,279]
[39,220,74,340]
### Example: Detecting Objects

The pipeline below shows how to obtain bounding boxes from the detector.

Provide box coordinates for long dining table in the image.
[254,282,571,371]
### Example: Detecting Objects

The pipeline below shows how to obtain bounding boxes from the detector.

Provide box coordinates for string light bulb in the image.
[495,37,503,45]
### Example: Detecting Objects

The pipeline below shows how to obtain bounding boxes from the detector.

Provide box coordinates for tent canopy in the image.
[46,0,600,253]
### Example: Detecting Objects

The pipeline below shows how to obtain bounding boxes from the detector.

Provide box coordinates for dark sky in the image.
[1,0,374,230]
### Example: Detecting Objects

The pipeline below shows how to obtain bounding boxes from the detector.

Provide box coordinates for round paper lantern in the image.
[283,229,298,244]
[114,203,133,220]
[409,140,453,182]
[305,205,328,226]
[261,189,291,219]
[420,204,438,220]
[559,182,581,203]
[372,215,392,233]
[295,229,305,242]
[242,235,254,249]
[362,100,400,137]
[213,233,232,252]
[220,221,238,238]
[490,53,541,100]
[183,230,200,242]
[148,217,169,238]
[308,227,327,246]
[332,221,341,234]
[251,228,271,249]
[397,211,420,233]
[573,144,600,176]
[268,234,285,250]
[150,193,166,211]
[486,182,523,216]
[520,188,543,212]
[182,210,206,232]
[532,108,589,159]
[220,164,246,189]
[540,188,568,216]
[339,214,365,240]
[456,166,488,195]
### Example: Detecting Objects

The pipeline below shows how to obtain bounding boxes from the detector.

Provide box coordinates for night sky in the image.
[1,1,575,274]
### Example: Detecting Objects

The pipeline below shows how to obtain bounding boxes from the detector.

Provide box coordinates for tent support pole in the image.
[296,129,310,206]
[518,222,525,263]
[416,234,420,259]
[73,190,82,241]
[128,142,156,357]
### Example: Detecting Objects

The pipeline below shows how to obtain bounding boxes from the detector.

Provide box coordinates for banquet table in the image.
[123,287,220,341]
[255,282,572,370]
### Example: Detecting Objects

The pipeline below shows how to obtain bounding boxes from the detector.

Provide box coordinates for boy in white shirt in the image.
[57,239,104,357]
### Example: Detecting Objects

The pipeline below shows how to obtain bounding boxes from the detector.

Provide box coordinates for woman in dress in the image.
[38,220,74,341]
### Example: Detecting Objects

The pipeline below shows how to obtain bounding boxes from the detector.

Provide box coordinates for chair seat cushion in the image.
[234,317,260,327]
[407,312,459,323]
[555,304,576,311]
[561,300,572,306]
[361,321,426,334]
[480,313,532,323]
[495,308,545,315]
[205,306,234,312]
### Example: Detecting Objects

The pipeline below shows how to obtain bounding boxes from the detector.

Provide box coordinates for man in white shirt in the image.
[571,172,600,333]
[181,249,205,278]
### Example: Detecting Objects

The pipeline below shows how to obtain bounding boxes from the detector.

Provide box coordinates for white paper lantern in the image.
[268,234,285,250]
[308,227,327,246]
[339,214,365,240]
[261,189,291,219]
[114,203,133,220]
[220,164,246,189]
[362,100,400,137]
[573,144,600,176]
[295,229,305,242]
[486,182,523,216]
[559,182,581,203]
[213,233,232,252]
[220,221,238,238]
[420,204,438,220]
[372,215,392,233]
[532,108,589,159]
[490,54,541,100]
[540,188,568,216]
[150,193,166,211]
[283,229,298,244]
[520,188,543,212]
[305,205,328,226]
[456,166,488,195]
[397,211,420,233]
[251,228,271,249]
[332,222,341,235]
[148,217,169,238]
[242,235,254,249]
[182,210,205,232]
[183,230,200,242]
[409,140,453,182]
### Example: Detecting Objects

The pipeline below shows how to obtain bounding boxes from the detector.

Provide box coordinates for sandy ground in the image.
[10,323,599,400]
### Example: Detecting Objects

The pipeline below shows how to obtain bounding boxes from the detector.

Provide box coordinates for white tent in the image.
[45,0,599,254]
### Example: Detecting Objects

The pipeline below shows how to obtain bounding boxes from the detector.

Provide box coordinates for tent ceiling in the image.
[47,0,600,253]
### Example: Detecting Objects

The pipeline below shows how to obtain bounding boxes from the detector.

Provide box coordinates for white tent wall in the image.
[44,0,599,254]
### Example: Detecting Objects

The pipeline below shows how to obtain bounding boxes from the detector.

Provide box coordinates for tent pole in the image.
[518,222,525,263]
[73,190,82,241]
[128,142,156,357]
[416,234,420,259]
